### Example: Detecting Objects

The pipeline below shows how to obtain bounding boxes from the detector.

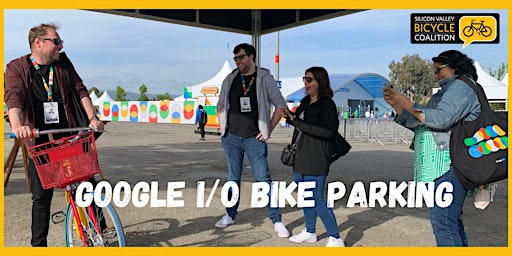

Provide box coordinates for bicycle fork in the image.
[67,191,102,246]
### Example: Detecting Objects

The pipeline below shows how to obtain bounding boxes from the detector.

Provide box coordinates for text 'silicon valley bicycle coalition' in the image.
[411,13,499,47]
[459,16,497,48]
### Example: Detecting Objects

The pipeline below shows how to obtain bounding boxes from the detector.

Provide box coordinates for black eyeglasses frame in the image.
[303,76,314,83]
[40,37,64,46]
[233,54,249,61]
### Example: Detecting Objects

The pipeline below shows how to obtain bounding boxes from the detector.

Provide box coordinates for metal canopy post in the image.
[251,10,262,66]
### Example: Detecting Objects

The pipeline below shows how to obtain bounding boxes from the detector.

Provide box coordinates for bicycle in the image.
[462,19,492,37]
[12,127,126,246]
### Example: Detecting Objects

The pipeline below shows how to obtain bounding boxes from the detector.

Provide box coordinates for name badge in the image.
[43,102,59,124]
[240,97,251,112]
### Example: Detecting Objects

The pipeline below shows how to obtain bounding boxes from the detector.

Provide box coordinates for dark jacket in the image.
[288,96,339,176]
[4,52,90,147]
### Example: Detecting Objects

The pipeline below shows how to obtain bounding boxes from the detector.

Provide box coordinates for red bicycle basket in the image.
[28,131,100,189]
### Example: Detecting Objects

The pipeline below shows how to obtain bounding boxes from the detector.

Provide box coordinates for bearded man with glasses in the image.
[215,43,290,239]
[5,22,104,246]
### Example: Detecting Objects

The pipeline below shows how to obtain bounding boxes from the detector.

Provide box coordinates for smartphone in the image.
[285,109,294,119]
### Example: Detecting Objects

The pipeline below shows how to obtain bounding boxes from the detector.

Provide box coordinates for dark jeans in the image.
[198,123,206,138]
[27,158,54,247]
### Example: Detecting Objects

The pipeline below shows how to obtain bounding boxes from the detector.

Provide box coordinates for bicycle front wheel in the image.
[462,26,474,37]
[64,200,126,247]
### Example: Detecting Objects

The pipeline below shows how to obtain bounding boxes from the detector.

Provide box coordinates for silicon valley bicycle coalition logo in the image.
[411,13,499,48]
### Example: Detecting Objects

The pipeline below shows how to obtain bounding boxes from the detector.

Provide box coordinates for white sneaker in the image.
[289,229,317,243]
[273,222,290,238]
[215,214,234,228]
[326,236,345,247]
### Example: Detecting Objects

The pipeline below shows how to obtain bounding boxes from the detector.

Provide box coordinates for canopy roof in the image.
[91,9,364,35]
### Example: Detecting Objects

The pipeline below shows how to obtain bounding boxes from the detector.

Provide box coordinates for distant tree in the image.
[115,86,127,101]
[138,84,150,101]
[88,86,101,96]
[388,54,437,104]
[483,63,508,80]
[156,92,173,101]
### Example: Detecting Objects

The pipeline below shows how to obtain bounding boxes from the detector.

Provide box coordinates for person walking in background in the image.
[383,50,481,246]
[215,43,290,238]
[195,104,207,141]
[285,67,345,247]
[4,22,104,246]
[365,109,371,125]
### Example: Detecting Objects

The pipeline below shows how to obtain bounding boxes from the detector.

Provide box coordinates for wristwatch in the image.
[89,115,100,122]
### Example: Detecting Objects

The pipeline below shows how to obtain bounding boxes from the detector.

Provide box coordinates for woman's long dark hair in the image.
[305,66,334,98]
[433,50,478,81]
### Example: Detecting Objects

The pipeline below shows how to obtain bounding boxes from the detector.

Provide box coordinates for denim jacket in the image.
[395,75,481,151]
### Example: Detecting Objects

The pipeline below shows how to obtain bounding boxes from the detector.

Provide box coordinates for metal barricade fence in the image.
[273,118,414,146]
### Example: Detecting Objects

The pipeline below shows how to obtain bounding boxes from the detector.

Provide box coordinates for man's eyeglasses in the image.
[233,54,249,62]
[434,64,449,75]
[40,38,64,46]
[303,76,314,83]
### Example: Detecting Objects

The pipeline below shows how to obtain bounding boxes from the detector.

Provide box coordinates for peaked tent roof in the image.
[93,90,114,106]
[175,60,233,100]
[474,61,508,100]
[196,60,233,87]
[89,91,99,102]
[501,73,508,85]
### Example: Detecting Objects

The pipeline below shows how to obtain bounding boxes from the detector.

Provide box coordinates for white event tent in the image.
[474,61,508,101]
[89,91,99,103]
[501,73,508,85]
[93,90,114,106]
[175,60,233,101]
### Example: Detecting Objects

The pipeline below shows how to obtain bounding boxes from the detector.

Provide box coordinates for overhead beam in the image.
[88,9,366,35]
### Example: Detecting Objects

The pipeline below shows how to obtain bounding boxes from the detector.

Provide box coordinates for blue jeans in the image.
[221,132,282,223]
[293,172,340,239]
[428,168,469,246]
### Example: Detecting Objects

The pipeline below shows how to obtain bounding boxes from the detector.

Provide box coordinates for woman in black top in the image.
[286,67,345,247]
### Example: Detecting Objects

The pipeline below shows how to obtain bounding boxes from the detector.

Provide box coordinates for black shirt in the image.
[227,72,259,137]
[28,56,69,144]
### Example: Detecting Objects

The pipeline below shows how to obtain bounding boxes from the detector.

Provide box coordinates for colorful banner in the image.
[98,100,219,127]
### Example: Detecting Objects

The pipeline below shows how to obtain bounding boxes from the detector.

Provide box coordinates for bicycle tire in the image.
[481,26,492,37]
[64,196,126,247]
[462,26,474,37]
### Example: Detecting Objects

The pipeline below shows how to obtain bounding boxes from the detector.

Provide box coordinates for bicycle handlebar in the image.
[8,127,102,139]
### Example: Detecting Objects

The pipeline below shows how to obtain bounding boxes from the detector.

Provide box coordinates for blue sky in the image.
[3,9,509,96]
